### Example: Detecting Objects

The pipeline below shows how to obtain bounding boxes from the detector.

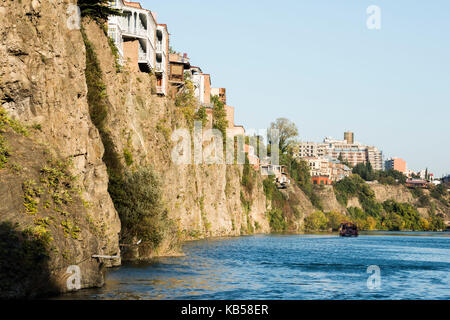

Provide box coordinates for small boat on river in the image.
[339,222,359,237]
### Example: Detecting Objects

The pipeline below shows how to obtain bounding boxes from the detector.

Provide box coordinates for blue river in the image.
[60,232,450,300]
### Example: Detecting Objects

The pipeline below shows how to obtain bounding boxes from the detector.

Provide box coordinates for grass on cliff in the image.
[81,27,122,173]
[0,107,29,169]
[263,177,289,232]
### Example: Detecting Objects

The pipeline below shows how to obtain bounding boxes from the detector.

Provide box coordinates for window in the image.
[108,29,116,43]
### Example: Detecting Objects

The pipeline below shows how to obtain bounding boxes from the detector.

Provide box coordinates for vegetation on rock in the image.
[211,95,228,139]
[108,166,177,252]
[78,0,124,22]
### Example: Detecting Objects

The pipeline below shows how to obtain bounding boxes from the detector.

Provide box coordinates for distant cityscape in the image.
[294,132,448,186]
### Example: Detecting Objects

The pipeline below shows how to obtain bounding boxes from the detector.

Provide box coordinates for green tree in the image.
[108,167,171,248]
[324,211,347,230]
[304,211,328,231]
[267,118,299,154]
[280,154,323,210]
[175,79,198,127]
[352,162,376,181]
[78,0,125,21]
[194,107,208,127]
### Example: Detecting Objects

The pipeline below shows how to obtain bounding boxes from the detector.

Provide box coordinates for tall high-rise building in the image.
[385,158,407,173]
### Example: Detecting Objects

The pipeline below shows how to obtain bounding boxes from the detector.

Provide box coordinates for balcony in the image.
[118,17,148,39]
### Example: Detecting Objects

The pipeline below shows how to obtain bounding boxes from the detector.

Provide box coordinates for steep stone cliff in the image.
[2,0,445,299]
[80,19,275,249]
[1,0,306,297]
[0,0,120,297]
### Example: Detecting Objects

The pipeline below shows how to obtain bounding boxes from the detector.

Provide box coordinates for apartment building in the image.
[190,66,211,106]
[305,157,332,178]
[296,132,383,171]
[304,157,351,183]
[108,0,157,72]
[107,1,170,95]
[385,157,407,173]
[155,24,169,95]
[297,142,328,158]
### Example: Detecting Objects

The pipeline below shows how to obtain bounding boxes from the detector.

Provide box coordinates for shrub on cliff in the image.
[108,167,175,250]
[211,95,228,139]
[324,211,347,231]
[304,211,328,231]
[334,175,383,217]
[281,154,323,210]
[267,208,288,233]
[0,135,8,169]
[430,184,449,206]
[175,79,197,128]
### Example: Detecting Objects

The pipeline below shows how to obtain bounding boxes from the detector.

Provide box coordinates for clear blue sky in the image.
[143,0,450,177]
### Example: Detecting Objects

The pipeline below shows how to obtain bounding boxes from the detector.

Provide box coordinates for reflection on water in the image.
[58,233,450,300]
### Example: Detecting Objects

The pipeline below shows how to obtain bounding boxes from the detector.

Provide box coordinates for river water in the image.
[60,232,450,300]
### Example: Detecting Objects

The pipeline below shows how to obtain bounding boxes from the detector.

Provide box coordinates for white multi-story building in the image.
[190,66,211,106]
[297,142,328,158]
[155,24,169,95]
[108,1,168,77]
[304,157,332,177]
[296,132,383,171]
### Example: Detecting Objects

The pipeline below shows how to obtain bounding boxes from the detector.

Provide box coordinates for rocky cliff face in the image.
[1,0,296,296]
[0,0,120,297]
[370,183,415,203]
[4,0,445,299]
[81,20,274,247]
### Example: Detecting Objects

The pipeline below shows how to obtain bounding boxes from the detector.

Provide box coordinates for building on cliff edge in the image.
[107,0,170,96]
